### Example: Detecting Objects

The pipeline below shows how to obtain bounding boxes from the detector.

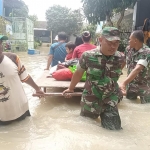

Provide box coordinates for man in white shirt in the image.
[0,35,44,125]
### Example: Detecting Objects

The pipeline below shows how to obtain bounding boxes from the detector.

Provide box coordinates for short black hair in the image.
[82,31,91,42]
[75,36,83,46]
[65,41,76,50]
[132,30,144,43]
[58,32,67,40]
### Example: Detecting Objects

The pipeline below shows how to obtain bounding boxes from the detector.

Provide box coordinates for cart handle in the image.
[32,92,82,97]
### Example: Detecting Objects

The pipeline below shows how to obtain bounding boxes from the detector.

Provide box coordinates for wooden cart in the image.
[34,70,84,97]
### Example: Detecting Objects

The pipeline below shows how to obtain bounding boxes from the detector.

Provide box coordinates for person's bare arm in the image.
[45,55,53,70]
[120,64,144,95]
[24,76,44,94]
[63,52,87,97]
[70,70,84,90]
[124,64,144,84]
[121,62,126,70]
[63,69,84,95]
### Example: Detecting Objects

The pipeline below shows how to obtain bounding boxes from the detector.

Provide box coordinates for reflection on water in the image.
[0,47,150,150]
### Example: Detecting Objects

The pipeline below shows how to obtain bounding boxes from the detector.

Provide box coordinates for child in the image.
[65,41,76,61]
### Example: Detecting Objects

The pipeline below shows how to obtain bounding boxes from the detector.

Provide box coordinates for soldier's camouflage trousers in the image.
[80,102,122,130]
[127,84,150,104]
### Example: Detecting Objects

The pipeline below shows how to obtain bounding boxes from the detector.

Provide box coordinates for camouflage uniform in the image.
[125,44,150,103]
[77,47,125,130]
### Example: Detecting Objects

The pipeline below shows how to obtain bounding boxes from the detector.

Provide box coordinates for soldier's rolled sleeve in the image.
[137,59,148,67]
[76,62,86,72]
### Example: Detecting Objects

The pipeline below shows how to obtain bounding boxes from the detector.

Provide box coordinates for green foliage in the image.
[69,65,86,81]
[6,0,29,17]
[0,17,7,35]
[113,0,137,13]
[34,41,39,49]
[118,39,127,52]
[82,0,137,27]
[81,24,97,43]
[0,17,11,37]
[46,5,84,35]
[34,40,42,49]
[82,0,111,24]
[28,15,38,27]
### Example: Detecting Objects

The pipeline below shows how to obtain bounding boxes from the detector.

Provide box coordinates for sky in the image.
[24,0,83,21]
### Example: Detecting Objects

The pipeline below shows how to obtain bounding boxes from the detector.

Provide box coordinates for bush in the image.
[38,40,42,46]
[34,40,42,48]
[118,39,127,52]
[34,41,39,49]
[47,44,50,47]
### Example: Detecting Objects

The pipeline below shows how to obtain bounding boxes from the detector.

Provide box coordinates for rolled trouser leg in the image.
[141,95,150,104]
[126,84,138,100]
[138,86,150,104]
[80,106,99,119]
[100,105,122,130]
[126,91,137,100]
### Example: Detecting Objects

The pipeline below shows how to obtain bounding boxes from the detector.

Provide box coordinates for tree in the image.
[0,17,7,35]
[82,0,137,29]
[4,0,29,17]
[81,24,97,44]
[45,5,83,35]
[28,15,38,27]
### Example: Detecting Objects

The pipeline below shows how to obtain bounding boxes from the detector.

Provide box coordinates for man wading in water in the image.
[0,36,44,125]
[63,27,125,130]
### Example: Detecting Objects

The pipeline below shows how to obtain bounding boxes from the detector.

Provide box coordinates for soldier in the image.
[63,27,125,130]
[120,30,150,104]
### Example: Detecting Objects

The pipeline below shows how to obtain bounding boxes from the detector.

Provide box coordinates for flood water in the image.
[0,46,150,150]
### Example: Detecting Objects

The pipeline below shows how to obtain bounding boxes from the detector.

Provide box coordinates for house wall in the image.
[0,16,12,36]
[10,17,34,50]
[34,29,50,43]
[26,18,34,49]
[112,9,133,31]
[0,0,3,16]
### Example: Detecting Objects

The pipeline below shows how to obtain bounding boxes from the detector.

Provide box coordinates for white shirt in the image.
[0,55,29,121]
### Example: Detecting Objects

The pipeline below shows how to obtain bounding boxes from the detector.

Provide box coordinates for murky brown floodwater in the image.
[0,46,150,150]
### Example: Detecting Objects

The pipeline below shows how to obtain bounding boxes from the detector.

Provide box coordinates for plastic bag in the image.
[69,65,86,81]
[49,65,57,75]
[52,68,73,81]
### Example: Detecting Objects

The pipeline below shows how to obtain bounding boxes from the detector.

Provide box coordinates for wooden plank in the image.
[36,70,85,89]
[32,92,82,97]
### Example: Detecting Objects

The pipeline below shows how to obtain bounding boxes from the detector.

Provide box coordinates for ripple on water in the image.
[1,50,150,150]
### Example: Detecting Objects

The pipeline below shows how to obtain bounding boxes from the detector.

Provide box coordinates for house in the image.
[0,0,34,51]
[34,21,51,43]
[34,28,50,43]
[0,0,3,16]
